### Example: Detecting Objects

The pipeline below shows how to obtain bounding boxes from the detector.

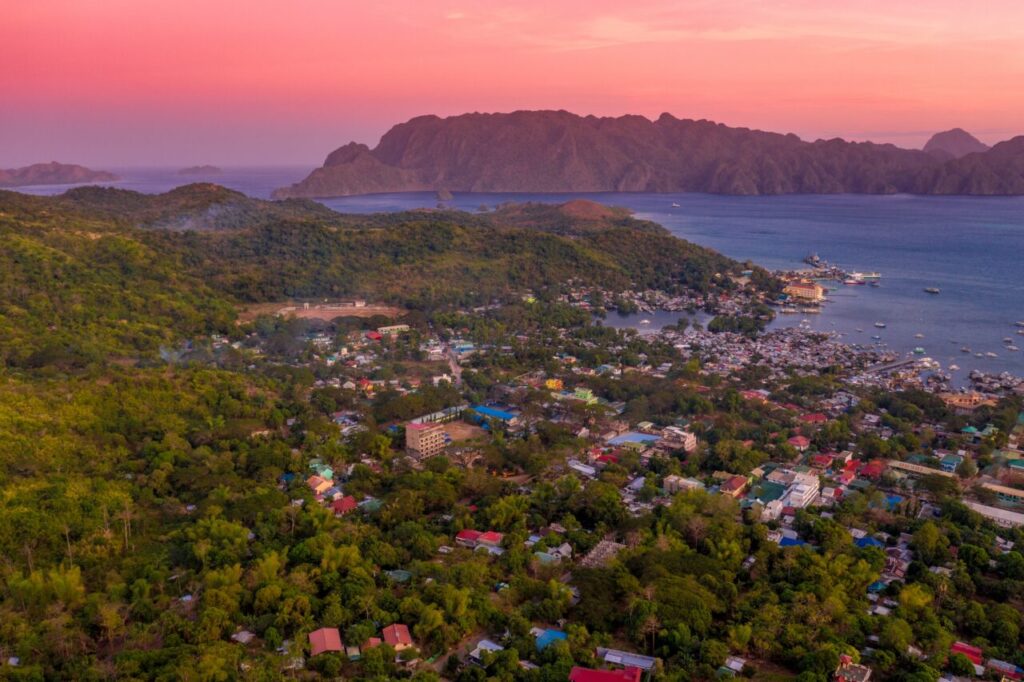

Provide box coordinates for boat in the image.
[1004,337,1013,343]
[855,328,863,333]
[913,347,926,355]
[671,202,681,208]
[850,271,881,280]
[844,278,866,286]
[874,322,886,328]
[914,333,924,339]
[1009,346,1020,352]
[986,352,998,358]
[1018,330,1024,336]
[639,319,651,325]
[961,346,971,353]
[871,335,882,340]
[924,287,940,294]
[949,364,960,371]
[975,353,984,358]
[1016,321,1024,327]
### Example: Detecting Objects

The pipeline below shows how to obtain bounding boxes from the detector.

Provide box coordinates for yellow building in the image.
[545,378,564,391]
[783,281,826,302]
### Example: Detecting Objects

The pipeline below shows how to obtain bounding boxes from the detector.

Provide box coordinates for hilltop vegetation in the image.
[0,187,768,367]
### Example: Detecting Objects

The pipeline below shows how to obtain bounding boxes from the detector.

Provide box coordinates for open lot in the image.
[237,301,405,323]
[443,421,488,443]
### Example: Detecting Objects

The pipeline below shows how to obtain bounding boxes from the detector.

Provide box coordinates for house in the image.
[663,475,704,494]
[569,666,642,682]
[477,531,504,548]
[308,627,343,656]
[788,435,811,451]
[382,624,413,651]
[469,639,504,665]
[950,641,983,665]
[456,529,483,548]
[834,655,872,682]
[306,475,333,496]
[596,647,658,672]
[331,496,358,515]
[720,475,749,498]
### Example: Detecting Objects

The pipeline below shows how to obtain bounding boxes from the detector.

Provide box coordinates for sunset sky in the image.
[3,0,1023,166]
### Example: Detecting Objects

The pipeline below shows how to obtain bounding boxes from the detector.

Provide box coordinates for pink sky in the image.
[3,0,1023,166]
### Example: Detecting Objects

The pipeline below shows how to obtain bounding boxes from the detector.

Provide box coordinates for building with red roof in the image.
[811,454,834,469]
[477,531,504,546]
[382,623,413,651]
[331,495,357,515]
[859,459,885,480]
[568,667,642,682]
[801,413,828,424]
[950,641,983,665]
[308,627,343,656]
[455,529,483,548]
[720,475,749,498]
[788,435,811,451]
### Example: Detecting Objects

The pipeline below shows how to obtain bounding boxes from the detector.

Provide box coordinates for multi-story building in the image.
[405,422,447,458]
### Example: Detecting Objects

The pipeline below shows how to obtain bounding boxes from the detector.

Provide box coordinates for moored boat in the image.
[924,287,940,294]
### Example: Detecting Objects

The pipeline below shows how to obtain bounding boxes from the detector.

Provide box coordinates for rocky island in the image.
[273,111,1024,198]
[0,161,118,188]
[177,164,223,176]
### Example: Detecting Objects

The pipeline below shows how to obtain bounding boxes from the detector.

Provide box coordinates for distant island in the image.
[0,161,118,188]
[273,111,1024,198]
[177,164,223,176]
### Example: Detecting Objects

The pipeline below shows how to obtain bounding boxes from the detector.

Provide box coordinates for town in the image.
[193,287,1024,681]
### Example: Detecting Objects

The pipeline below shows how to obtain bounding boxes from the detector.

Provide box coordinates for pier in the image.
[864,358,918,375]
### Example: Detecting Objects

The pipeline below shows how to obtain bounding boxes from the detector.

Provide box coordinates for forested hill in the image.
[0,186,769,368]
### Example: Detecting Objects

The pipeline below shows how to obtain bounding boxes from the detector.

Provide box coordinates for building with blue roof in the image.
[532,628,567,651]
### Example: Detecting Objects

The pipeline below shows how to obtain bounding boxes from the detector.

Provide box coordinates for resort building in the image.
[783,281,826,302]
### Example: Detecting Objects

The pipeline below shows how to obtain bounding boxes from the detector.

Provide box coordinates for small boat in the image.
[855,328,863,333]
[1016,321,1024,327]
[975,353,984,358]
[871,335,882,340]
[949,364,960,371]
[671,202,681,208]
[874,322,886,328]
[1009,345,1020,352]
[844,278,866,286]
[913,347,926,355]
[924,287,940,294]
[961,346,971,353]
[639,319,651,325]
[851,271,881,280]
[986,352,998,358]
[1004,337,1013,344]
[914,333,924,339]
[1018,330,1024,336]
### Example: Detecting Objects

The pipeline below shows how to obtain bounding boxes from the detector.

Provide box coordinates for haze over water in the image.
[17,168,1024,379]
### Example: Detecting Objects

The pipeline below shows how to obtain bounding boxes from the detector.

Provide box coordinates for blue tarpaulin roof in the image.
[856,536,885,549]
[534,629,567,650]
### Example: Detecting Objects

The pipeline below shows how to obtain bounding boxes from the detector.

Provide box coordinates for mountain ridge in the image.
[273,111,1023,198]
